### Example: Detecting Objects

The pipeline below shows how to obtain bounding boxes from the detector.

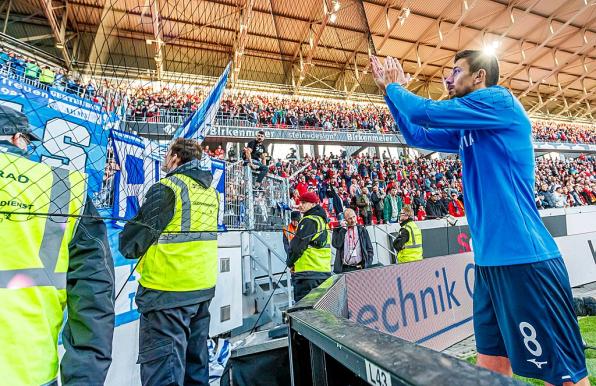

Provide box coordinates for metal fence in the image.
[252,172,290,231]
[224,161,248,230]
[123,112,389,134]
[94,155,290,231]
[226,161,290,231]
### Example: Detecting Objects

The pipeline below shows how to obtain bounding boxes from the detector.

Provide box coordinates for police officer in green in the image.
[120,138,219,386]
[0,105,115,385]
[392,205,423,263]
[286,191,332,302]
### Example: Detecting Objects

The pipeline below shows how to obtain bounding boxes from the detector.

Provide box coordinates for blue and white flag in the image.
[173,62,231,142]
[110,63,230,227]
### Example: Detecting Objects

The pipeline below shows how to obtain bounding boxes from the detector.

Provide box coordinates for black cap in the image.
[0,105,41,142]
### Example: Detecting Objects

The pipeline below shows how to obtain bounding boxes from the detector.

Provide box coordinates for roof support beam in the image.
[558,87,596,116]
[348,0,463,97]
[19,33,55,42]
[499,0,595,85]
[410,0,480,81]
[578,103,594,119]
[231,0,256,86]
[152,0,164,79]
[36,0,72,68]
[431,0,540,99]
[519,39,594,99]
[2,0,12,34]
[333,0,396,90]
[294,0,332,93]
[85,0,120,77]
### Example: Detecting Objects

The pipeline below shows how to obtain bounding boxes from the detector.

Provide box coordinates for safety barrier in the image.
[286,275,524,386]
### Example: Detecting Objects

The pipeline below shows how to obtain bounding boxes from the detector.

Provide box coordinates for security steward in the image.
[0,105,115,385]
[392,205,423,263]
[286,191,332,302]
[120,138,219,386]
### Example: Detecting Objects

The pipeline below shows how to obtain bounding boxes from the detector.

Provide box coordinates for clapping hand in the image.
[370,56,412,94]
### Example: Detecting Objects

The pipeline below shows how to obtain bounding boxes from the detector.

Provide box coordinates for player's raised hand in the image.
[384,56,411,87]
[370,55,386,94]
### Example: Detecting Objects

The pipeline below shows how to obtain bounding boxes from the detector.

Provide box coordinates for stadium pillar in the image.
[345,146,366,158]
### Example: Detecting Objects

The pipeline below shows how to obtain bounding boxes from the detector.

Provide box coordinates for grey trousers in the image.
[137,301,211,386]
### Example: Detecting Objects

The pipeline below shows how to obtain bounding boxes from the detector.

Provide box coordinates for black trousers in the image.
[250,160,268,183]
[292,277,327,302]
[341,264,363,273]
[138,301,211,386]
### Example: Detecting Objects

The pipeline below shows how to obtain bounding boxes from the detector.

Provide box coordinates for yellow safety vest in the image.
[0,151,87,386]
[138,174,219,292]
[39,68,55,84]
[294,215,332,273]
[397,221,423,263]
[24,62,39,78]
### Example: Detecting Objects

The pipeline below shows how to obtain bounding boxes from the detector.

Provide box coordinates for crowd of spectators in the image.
[125,85,595,141]
[535,154,596,209]
[280,153,465,226]
[125,86,396,133]
[0,47,126,114]
[532,120,595,144]
[1,46,594,142]
[271,152,595,226]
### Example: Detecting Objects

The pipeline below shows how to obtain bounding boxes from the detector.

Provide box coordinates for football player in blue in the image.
[372,51,588,386]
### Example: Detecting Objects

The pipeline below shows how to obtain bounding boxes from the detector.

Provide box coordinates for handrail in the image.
[286,275,524,386]
[251,232,287,265]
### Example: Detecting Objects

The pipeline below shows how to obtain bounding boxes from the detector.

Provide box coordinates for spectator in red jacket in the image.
[448,192,465,217]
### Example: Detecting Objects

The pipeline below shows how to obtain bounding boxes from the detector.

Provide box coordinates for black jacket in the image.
[426,199,447,219]
[119,159,216,312]
[1,141,115,386]
[393,218,413,252]
[286,205,331,280]
[332,226,374,273]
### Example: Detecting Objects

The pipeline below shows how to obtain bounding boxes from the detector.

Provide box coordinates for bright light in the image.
[333,0,341,12]
[329,13,337,23]
[482,41,500,57]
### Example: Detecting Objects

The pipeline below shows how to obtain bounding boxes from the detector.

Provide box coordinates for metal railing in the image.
[93,154,291,231]
[286,275,524,386]
[123,112,394,134]
[224,161,248,230]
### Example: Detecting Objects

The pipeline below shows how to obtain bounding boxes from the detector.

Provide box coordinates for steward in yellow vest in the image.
[286,191,331,302]
[392,205,423,263]
[39,66,56,85]
[0,105,115,386]
[119,138,219,386]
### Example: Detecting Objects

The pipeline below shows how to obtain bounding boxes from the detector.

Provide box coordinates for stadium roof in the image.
[2,0,595,119]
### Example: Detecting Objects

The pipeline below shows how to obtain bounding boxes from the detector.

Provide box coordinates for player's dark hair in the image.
[257,130,265,135]
[454,50,500,87]
[169,138,202,164]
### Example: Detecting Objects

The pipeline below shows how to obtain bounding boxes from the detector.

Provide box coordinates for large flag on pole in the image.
[173,62,231,142]
[111,62,231,224]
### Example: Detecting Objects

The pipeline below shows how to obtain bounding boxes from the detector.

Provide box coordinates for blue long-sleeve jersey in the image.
[385,83,560,266]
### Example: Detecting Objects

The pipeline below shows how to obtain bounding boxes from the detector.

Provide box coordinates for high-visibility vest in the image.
[24,62,40,78]
[138,173,219,292]
[39,68,55,84]
[294,215,332,273]
[397,221,423,263]
[0,151,87,386]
